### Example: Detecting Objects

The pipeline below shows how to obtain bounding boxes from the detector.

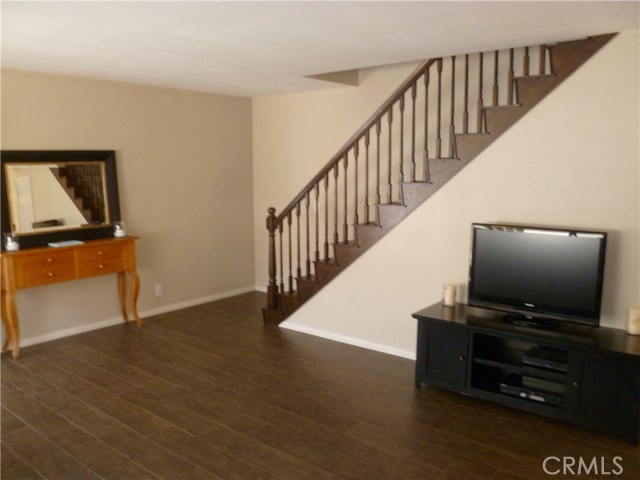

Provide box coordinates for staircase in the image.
[263,34,616,325]
[51,164,107,225]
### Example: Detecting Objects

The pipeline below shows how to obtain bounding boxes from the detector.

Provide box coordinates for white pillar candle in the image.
[626,308,640,335]
[443,283,457,307]
[4,233,19,251]
[113,222,126,238]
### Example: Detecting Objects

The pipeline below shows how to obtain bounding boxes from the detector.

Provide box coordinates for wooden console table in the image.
[1,236,140,358]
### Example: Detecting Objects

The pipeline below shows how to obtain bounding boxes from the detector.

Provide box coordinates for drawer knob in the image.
[46,258,53,263]
[97,251,104,256]
[47,272,54,277]
[98,264,105,269]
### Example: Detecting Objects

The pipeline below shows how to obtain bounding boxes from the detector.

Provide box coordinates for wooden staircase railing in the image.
[264,34,616,324]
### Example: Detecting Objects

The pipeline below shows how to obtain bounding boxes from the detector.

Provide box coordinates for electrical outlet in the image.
[154,283,163,296]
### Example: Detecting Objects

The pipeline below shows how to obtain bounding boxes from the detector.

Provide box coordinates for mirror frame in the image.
[1,150,121,250]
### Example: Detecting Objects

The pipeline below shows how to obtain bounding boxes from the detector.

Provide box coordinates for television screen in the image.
[468,224,607,327]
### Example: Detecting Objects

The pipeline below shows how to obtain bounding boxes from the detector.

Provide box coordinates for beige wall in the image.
[253,32,640,357]
[1,70,255,346]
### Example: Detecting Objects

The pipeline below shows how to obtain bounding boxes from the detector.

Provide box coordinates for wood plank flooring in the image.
[2,292,638,479]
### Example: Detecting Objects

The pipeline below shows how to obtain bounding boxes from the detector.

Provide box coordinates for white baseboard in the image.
[17,285,416,362]
[139,285,256,318]
[18,317,127,350]
[254,284,414,359]
[17,285,256,349]
[280,322,416,360]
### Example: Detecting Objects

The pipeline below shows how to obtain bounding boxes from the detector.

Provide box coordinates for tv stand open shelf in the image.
[412,302,640,445]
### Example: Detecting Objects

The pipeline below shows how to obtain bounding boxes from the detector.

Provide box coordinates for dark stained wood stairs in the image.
[263,34,616,325]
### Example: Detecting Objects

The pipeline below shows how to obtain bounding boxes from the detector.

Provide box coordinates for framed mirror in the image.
[1,150,121,250]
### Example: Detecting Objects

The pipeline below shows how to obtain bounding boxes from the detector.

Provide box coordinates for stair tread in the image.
[455,132,490,137]
[334,241,358,248]
[297,274,317,282]
[555,37,592,46]
[298,274,322,285]
[483,104,522,110]
[315,258,339,266]
[513,73,556,80]
[280,291,300,299]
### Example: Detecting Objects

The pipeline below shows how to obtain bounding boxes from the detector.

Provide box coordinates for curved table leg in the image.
[128,270,142,327]
[1,289,20,358]
[117,271,128,322]
[1,290,12,352]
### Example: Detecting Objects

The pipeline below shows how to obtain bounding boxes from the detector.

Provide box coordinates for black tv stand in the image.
[413,302,640,445]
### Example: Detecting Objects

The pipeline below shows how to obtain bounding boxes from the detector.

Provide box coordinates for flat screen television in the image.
[468,223,607,328]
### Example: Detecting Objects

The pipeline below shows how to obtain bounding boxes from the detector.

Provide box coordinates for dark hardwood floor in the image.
[2,292,638,479]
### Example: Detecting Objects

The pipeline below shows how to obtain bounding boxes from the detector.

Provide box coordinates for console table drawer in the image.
[76,243,124,262]
[78,257,124,278]
[14,251,76,288]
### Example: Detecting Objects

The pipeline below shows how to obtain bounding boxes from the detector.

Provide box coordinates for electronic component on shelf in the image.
[522,376,566,395]
[522,346,568,372]
[499,380,564,407]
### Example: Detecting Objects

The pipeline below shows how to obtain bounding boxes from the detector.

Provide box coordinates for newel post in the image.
[266,207,279,309]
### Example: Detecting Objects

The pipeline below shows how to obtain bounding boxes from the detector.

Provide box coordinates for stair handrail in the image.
[272,58,436,225]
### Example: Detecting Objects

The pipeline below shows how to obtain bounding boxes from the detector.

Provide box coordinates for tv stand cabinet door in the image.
[416,321,469,389]
[569,351,640,444]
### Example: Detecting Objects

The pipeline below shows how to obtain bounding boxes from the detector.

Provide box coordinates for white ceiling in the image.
[2,1,638,97]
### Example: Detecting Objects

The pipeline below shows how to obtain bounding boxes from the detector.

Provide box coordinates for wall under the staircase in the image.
[253,32,639,357]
